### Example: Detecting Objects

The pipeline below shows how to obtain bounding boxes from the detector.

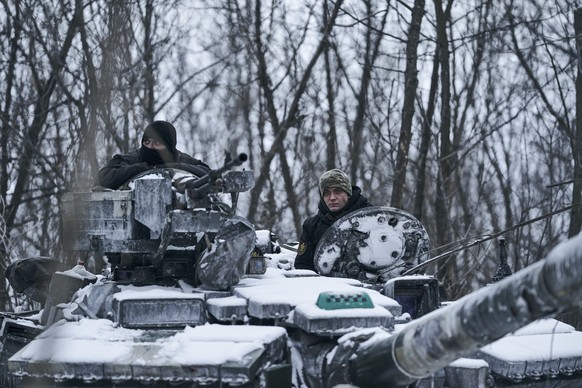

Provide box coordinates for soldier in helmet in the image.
[294,169,372,272]
[98,120,210,189]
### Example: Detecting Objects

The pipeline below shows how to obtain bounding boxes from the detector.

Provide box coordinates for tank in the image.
[2,156,582,388]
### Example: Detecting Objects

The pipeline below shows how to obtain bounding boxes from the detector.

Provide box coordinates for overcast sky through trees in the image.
[1,0,581,318]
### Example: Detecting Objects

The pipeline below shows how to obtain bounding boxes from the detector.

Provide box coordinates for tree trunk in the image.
[324,16,338,170]
[434,0,456,295]
[247,0,344,237]
[556,7,582,331]
[0,1,21,308]
[570,8,582,238]
[413,52,439,221]
[391,0,425,209]
[434,0,453,249]
[349,1,387,182]
[143,0,156,121]
[1,0,81,310]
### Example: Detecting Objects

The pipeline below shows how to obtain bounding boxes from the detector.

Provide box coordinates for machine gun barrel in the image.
[186,153,247,197]
[349,233,582,387]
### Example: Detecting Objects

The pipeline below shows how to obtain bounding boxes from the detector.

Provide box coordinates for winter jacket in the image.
[294,186,372,272]
[98,147,210,190]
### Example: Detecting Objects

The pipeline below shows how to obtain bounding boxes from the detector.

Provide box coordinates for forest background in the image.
[2,0,582,327]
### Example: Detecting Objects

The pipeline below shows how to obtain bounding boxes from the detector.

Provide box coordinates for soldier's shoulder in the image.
[177,152,209,167]
[105,149,141,165]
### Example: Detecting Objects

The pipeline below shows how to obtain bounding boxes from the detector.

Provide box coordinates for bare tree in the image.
[570,7,582,237]
[391,0,425,209]
[0,0,82,308]
[323,0,339,170]
[413,51,439,221]
[2,0,582,315]
[241,0,345,236]
[433,0,454,251]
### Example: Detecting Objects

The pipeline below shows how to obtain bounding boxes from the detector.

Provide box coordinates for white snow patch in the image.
[294,303,391,319]
[17,337,135,363]
[480,331,582,361]
[172,324,286,344]
[512,318,573,336]
[12,319,283,367]
[255,230,271,246]
[449,358,489,369]
[207,295,247,307]
[114,285,205,301]
[156,340,261,365]
[235,272,398,313]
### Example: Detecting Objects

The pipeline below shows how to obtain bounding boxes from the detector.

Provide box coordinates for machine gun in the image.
[185,153,249,199]
[61,152,255,286]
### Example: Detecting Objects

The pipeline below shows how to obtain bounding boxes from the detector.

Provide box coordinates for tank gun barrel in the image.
[349,233,582,387]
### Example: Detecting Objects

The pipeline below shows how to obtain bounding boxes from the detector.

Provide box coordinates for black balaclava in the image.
[140,121,178,166]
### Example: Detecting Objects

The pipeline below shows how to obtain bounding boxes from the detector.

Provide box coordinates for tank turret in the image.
[3,190,582,387]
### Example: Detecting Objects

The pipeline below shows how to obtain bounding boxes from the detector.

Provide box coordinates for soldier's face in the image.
[323,187,349,212]
[143,137,167,150]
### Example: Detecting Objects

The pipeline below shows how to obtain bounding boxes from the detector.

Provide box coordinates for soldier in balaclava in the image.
[98,121,210,189]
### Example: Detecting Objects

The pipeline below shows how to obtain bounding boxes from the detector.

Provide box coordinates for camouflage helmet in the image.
[319,169,352,197]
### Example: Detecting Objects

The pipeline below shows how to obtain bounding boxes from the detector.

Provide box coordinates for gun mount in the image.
[184,152,248,199]
[61,153,255,287]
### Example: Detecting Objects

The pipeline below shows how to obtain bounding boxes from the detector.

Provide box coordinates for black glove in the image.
[133,162,153,173]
